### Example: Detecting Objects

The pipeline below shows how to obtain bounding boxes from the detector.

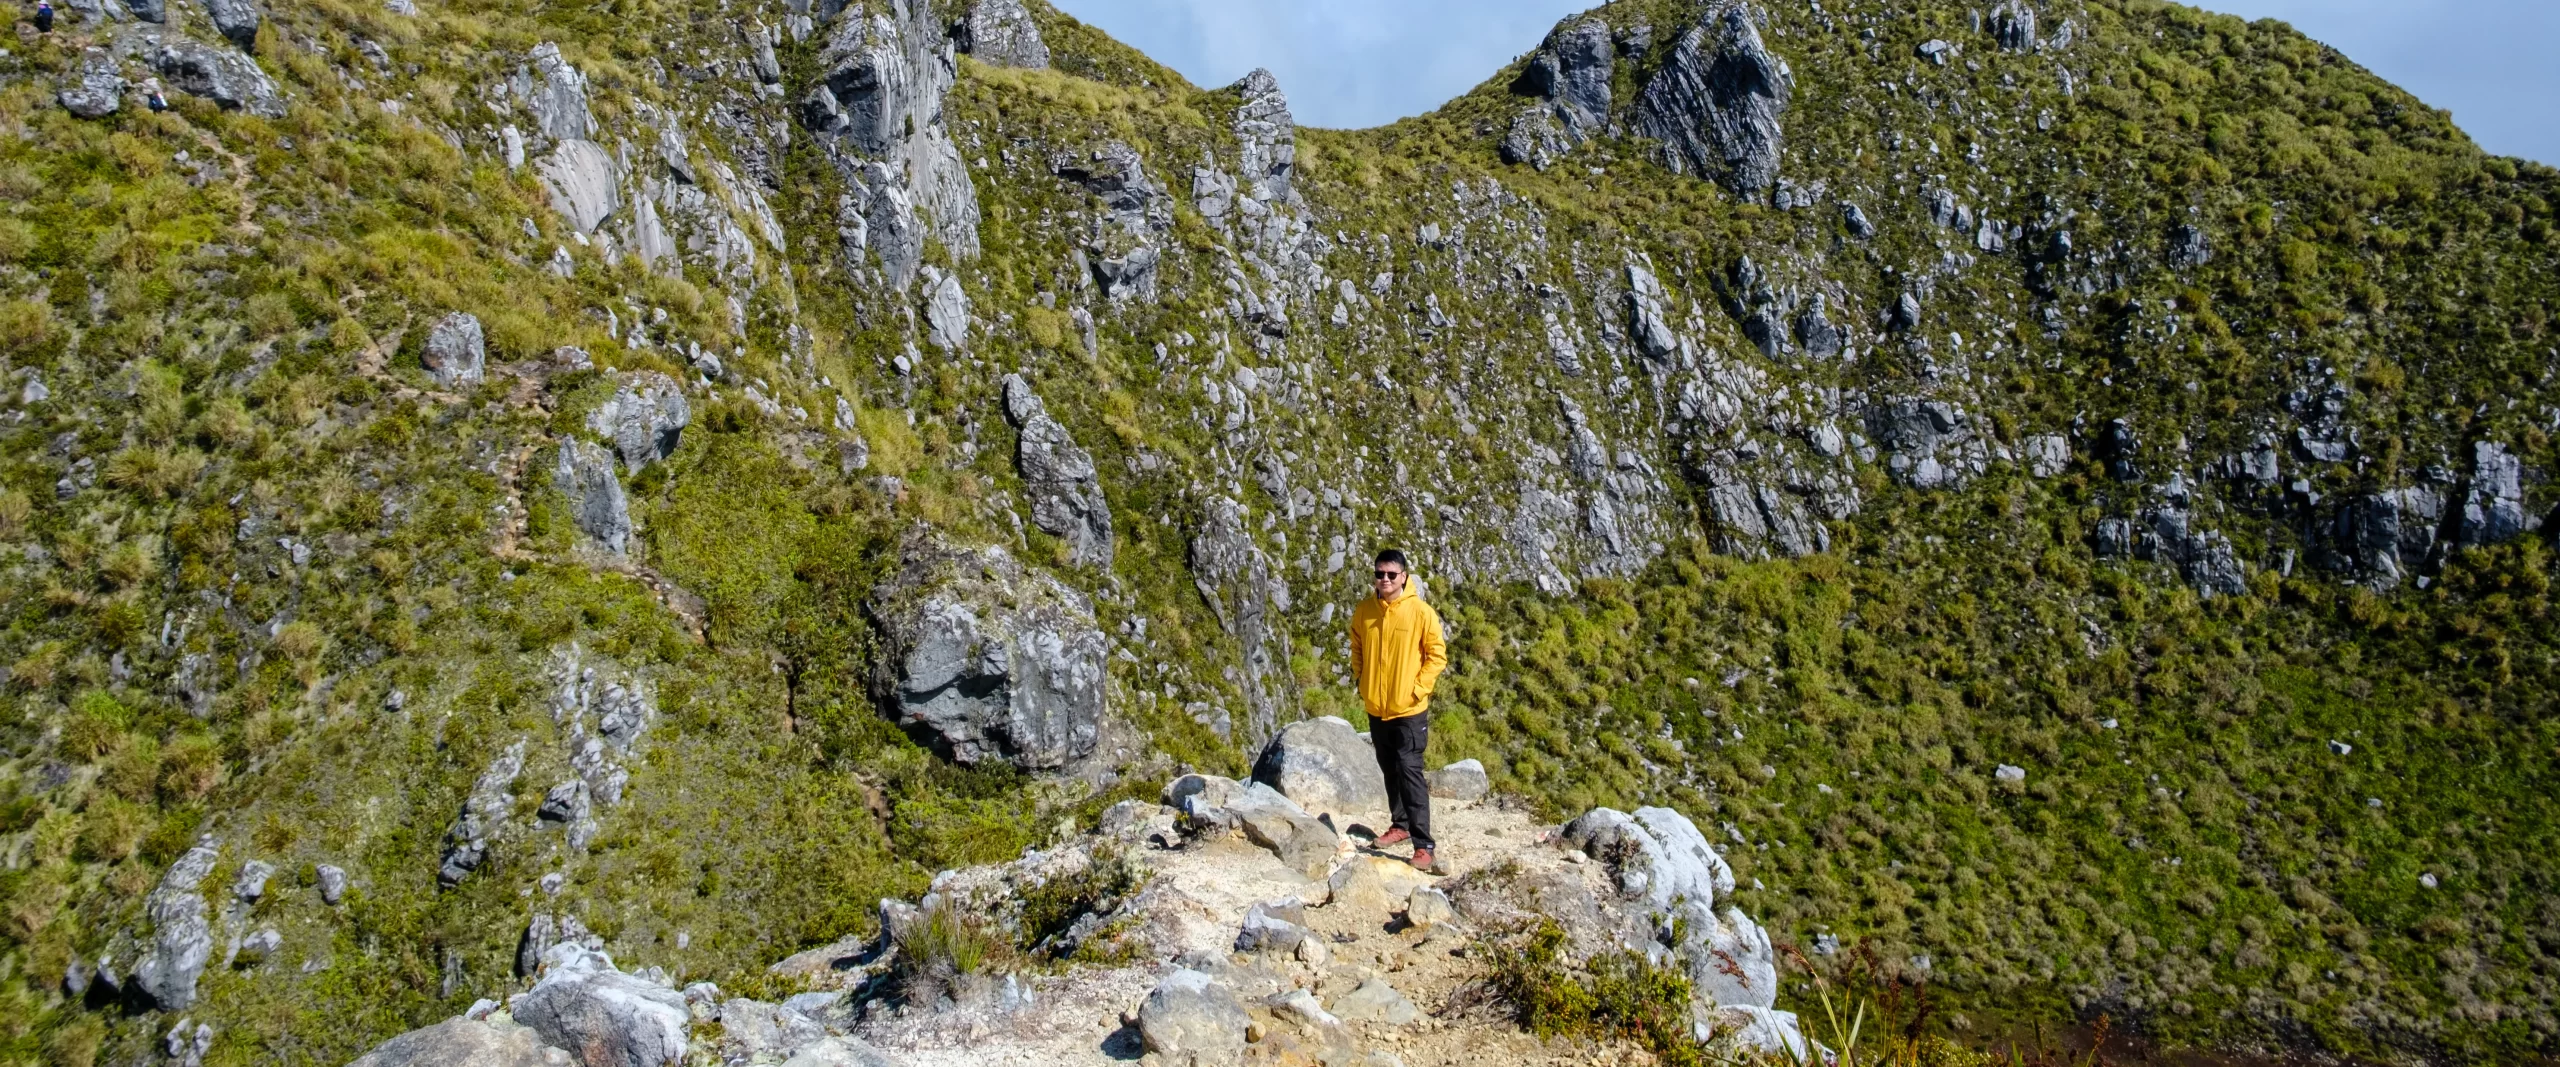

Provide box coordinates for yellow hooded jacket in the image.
[1349,588,1448,722]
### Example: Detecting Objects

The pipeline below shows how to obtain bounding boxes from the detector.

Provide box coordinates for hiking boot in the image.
[1409,847,1436,872]
[1373,828,1412,849]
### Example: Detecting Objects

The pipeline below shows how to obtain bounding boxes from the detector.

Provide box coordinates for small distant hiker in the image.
[144,77,168,112]
[1349,549,1448,871]
[35,0,56,34]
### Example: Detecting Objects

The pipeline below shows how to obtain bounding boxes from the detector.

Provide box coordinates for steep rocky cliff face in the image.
[2,0,2558,1064]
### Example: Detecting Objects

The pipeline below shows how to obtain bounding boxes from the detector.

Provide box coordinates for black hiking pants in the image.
[1371,712,1433,850]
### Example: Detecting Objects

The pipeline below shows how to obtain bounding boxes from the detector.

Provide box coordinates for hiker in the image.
[34,0,55,34]
[1349,549,1448,871]
[144,77,167,112]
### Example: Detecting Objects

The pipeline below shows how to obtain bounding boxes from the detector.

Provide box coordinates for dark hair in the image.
[1374,549,1409,570]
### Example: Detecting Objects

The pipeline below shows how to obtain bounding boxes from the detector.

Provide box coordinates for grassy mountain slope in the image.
[0,0,2554,1064]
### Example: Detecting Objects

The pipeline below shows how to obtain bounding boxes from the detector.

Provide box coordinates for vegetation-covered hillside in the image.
[0,0,2553,1064]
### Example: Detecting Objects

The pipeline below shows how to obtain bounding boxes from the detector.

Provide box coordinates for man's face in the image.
[1373,563,1406,598]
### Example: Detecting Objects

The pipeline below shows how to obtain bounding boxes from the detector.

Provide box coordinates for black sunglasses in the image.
[1374,570,1404,580]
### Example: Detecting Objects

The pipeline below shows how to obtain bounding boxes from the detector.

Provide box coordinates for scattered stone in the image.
[423,313,487,388]
[1267,987,1342,1033]
[1139,969,1251,1061]
[2329,740,2353,756]
[1404,887,1455,929]
[316,864,349,905]
[1234,898,1310,954]
[1427,759,1489,802]
[1994,764,2027,785]
[232,860,274,903]
[235,928,281,966]
[1228,782,1340,879]
[1001,374,1114,568]
[867,532,1104,770]
[1251,716,1387,821]
[1330,978,1419,1026]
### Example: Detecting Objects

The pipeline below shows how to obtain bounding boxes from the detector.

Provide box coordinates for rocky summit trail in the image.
[351,724,1795,1067]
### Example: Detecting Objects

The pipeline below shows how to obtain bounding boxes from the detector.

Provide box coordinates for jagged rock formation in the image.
[1633,6,1793,194]
[868,532,1105,770]
[1001,374,1113,568]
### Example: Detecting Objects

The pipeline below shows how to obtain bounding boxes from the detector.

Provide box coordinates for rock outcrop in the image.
[132,840,221,1011]
[868,532,1104,769]
[59,49,124,118]
[1634,7,1793,193]
[424,313,488,389]
[553,441,632,556]
[1189,497,1293,745]
[588,373,689,473]
[203,0,261,51]
[513,944,690,1067]
[153,39,285,118]
[437,742,526,887]
[956,0,1048,69]
[1249,716,1387,821]
[1001,374,1114,568]
[348,1017,573,1067]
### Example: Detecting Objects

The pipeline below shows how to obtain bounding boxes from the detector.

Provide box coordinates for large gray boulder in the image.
[348,1017,574,1067]
[868,533,1103,769]
[1138,969,1251,1061]
[1001,375,1113,569]
[423,313,487,388]
[59,49,124,119]
[924,272,970,351]
[203,0,261,51]
[1632,7,1793,194]
[513,944,690,1067]
[553,441,632,556]
[1249,716,1386,821]
[154,40,286,118]
[588,373,688,473]
[956,0,1048,69]
[132,839,221,1011]
[1227,782,1339,879]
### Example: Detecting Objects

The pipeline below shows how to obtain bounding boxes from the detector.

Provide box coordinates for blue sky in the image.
[1049,0,2558,165]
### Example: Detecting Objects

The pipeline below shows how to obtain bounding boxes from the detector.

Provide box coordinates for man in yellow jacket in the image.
[1349,549,1449,871]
